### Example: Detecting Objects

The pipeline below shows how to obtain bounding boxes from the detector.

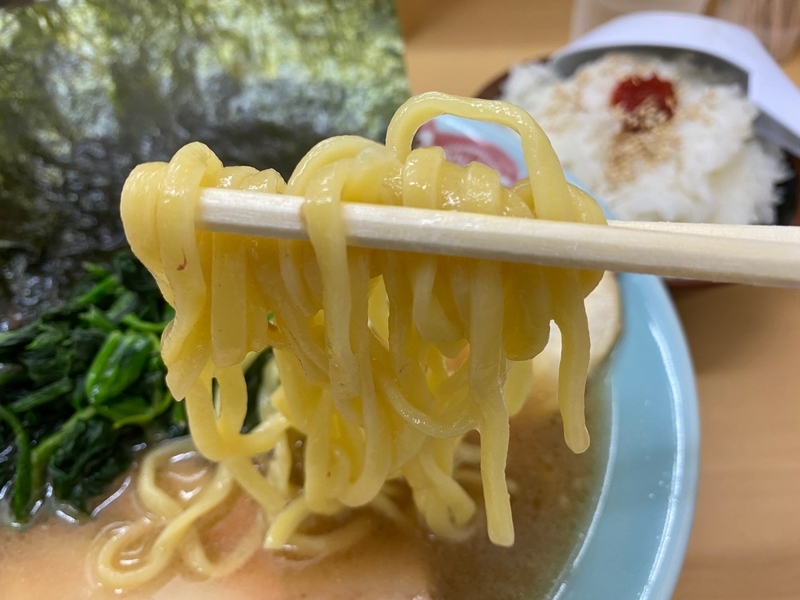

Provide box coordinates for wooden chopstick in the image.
[196,188,800,288]
[608,219,800,244]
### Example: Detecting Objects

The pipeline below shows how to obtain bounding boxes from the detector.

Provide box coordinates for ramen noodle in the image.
[111,92,606,590]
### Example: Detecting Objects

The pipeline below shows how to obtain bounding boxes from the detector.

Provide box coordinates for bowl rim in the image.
[553,272,700,599]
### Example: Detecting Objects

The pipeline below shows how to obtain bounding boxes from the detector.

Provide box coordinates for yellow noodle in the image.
[94,440,262,588]
[108,92,605,590]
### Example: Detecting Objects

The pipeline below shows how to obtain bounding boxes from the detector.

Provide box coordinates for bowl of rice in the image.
[477,51,800,236]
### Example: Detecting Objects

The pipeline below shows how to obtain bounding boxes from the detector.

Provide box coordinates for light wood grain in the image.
[399,1,800,598]
[672,284,800,600]
[609,219,800,242]
[197,188,800,287]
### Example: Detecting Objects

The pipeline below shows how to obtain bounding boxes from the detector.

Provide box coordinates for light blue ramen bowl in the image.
[417,115,700,600]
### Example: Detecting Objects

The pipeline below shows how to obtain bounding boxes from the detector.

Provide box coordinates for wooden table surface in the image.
[399,2,800,598]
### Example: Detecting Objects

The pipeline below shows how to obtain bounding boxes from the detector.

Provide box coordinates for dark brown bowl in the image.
[474,60,800,288]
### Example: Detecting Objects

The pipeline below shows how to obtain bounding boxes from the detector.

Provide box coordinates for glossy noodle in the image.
[109,92,606,590]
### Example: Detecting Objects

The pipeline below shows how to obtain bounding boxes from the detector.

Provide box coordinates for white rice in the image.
[502,53,788,224]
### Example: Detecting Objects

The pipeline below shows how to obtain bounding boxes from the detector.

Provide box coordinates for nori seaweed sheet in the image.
[0,0,409,328]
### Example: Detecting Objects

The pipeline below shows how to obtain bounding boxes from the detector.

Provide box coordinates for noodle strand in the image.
[108,92,606,590]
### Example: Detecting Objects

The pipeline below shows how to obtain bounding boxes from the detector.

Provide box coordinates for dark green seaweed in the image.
[0,0,408,327]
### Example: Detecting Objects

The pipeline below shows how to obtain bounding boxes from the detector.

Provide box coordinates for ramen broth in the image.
[424,380,608,599]
[0,379,607,600]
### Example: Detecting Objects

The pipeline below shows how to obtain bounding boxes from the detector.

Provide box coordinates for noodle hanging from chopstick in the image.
[102,92,605,590]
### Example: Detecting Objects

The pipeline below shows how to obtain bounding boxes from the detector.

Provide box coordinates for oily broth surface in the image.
[0,455,430,600]
[0,380,607,600]
[424,378,608,600]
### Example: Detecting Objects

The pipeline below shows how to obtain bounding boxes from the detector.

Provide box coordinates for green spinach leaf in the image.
[49,418,135,513]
